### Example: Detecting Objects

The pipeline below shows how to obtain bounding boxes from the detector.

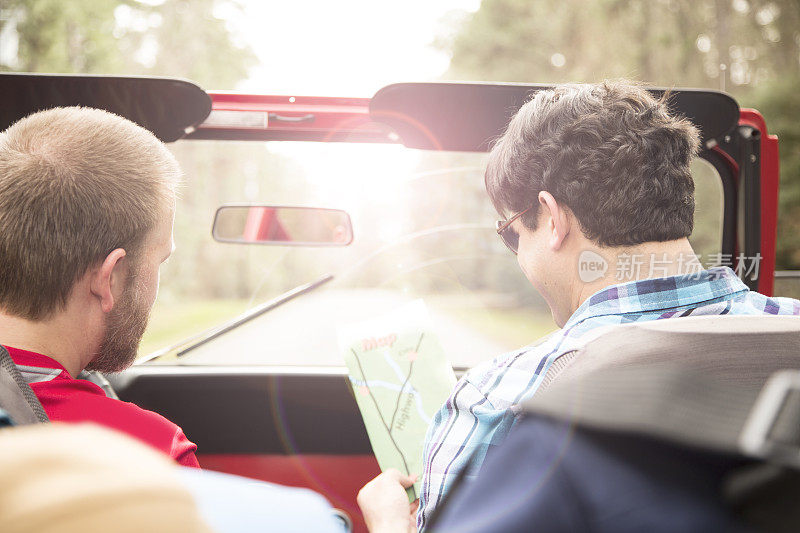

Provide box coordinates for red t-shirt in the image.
[6,346,199,468]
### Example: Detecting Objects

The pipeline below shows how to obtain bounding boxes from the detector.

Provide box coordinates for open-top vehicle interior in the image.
[0,72,786,532]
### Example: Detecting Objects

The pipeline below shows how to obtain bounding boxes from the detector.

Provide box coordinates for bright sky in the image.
[214,0,483,241]
[223,0,481,96]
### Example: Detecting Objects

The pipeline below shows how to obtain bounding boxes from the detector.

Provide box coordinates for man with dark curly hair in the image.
[357,80,800,532]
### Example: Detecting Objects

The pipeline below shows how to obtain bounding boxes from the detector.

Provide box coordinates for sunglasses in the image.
[496,206,533,255]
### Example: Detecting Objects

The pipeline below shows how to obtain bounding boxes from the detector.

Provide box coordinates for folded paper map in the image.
[339,300,457,501]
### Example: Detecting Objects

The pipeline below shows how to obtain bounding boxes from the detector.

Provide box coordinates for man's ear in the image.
[89,248,128,313]
[538,191,571,251]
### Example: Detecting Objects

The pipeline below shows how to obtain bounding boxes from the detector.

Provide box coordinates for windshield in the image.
[141,140,723,368]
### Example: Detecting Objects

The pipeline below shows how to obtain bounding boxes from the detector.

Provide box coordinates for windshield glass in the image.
[141,140,723,368]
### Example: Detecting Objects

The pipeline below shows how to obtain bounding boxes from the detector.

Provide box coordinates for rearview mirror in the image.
[212,205,354,246]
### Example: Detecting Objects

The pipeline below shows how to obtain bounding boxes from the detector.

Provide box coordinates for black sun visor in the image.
[0,73,211,143]
[369,82,740,152]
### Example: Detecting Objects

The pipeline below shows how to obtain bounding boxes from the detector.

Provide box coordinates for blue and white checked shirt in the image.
[417,267,800,530]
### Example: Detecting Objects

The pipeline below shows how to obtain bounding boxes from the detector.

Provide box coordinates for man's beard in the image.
[86,271,151,374]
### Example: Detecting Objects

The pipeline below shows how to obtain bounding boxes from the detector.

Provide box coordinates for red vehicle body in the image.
[187,86,782,532]
[0,74,783,533]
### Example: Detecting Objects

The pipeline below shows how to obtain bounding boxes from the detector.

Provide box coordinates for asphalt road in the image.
[166,289,515,369]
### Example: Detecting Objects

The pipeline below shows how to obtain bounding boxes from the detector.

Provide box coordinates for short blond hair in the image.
[0,107,180,320]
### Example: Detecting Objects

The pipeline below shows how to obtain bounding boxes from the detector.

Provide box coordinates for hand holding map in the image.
[339,300,457,501]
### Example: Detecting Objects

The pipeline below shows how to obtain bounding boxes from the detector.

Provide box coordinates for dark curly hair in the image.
[485,80,701,247]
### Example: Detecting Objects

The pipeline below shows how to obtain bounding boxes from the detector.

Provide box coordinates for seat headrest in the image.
[544,316,800,389]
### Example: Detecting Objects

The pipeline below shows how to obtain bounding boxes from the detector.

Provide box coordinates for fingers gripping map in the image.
[339,300,457,500]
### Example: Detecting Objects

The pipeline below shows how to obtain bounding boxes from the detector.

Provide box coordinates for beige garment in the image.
[0,423,213,533]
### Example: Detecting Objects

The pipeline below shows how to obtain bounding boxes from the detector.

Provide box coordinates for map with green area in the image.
[339,300,457,500]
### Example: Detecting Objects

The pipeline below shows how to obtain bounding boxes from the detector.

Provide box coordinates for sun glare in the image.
[268,142,421,242]
[227,0,481,96]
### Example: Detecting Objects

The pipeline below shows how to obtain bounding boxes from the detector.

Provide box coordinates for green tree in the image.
[1,0,124,73]
[1,0,256,88]
[118,0,256,89]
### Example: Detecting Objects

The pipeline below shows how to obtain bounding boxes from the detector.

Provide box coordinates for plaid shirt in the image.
[418,267,800,530]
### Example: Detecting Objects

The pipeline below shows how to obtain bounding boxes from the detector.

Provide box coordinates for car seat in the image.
[0,346,48,425]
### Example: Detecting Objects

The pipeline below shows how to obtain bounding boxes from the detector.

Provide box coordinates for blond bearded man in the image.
[0,107,197,466]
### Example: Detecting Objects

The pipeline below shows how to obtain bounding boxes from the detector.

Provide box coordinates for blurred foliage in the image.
[120,0,256,89]
[441,0,800,268]
[0,0,256,88]
[139,298,249,355]
[1,0,124,73]
[774,275,800,299]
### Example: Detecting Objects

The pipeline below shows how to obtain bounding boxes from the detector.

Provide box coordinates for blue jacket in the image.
[430,415,754,533]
